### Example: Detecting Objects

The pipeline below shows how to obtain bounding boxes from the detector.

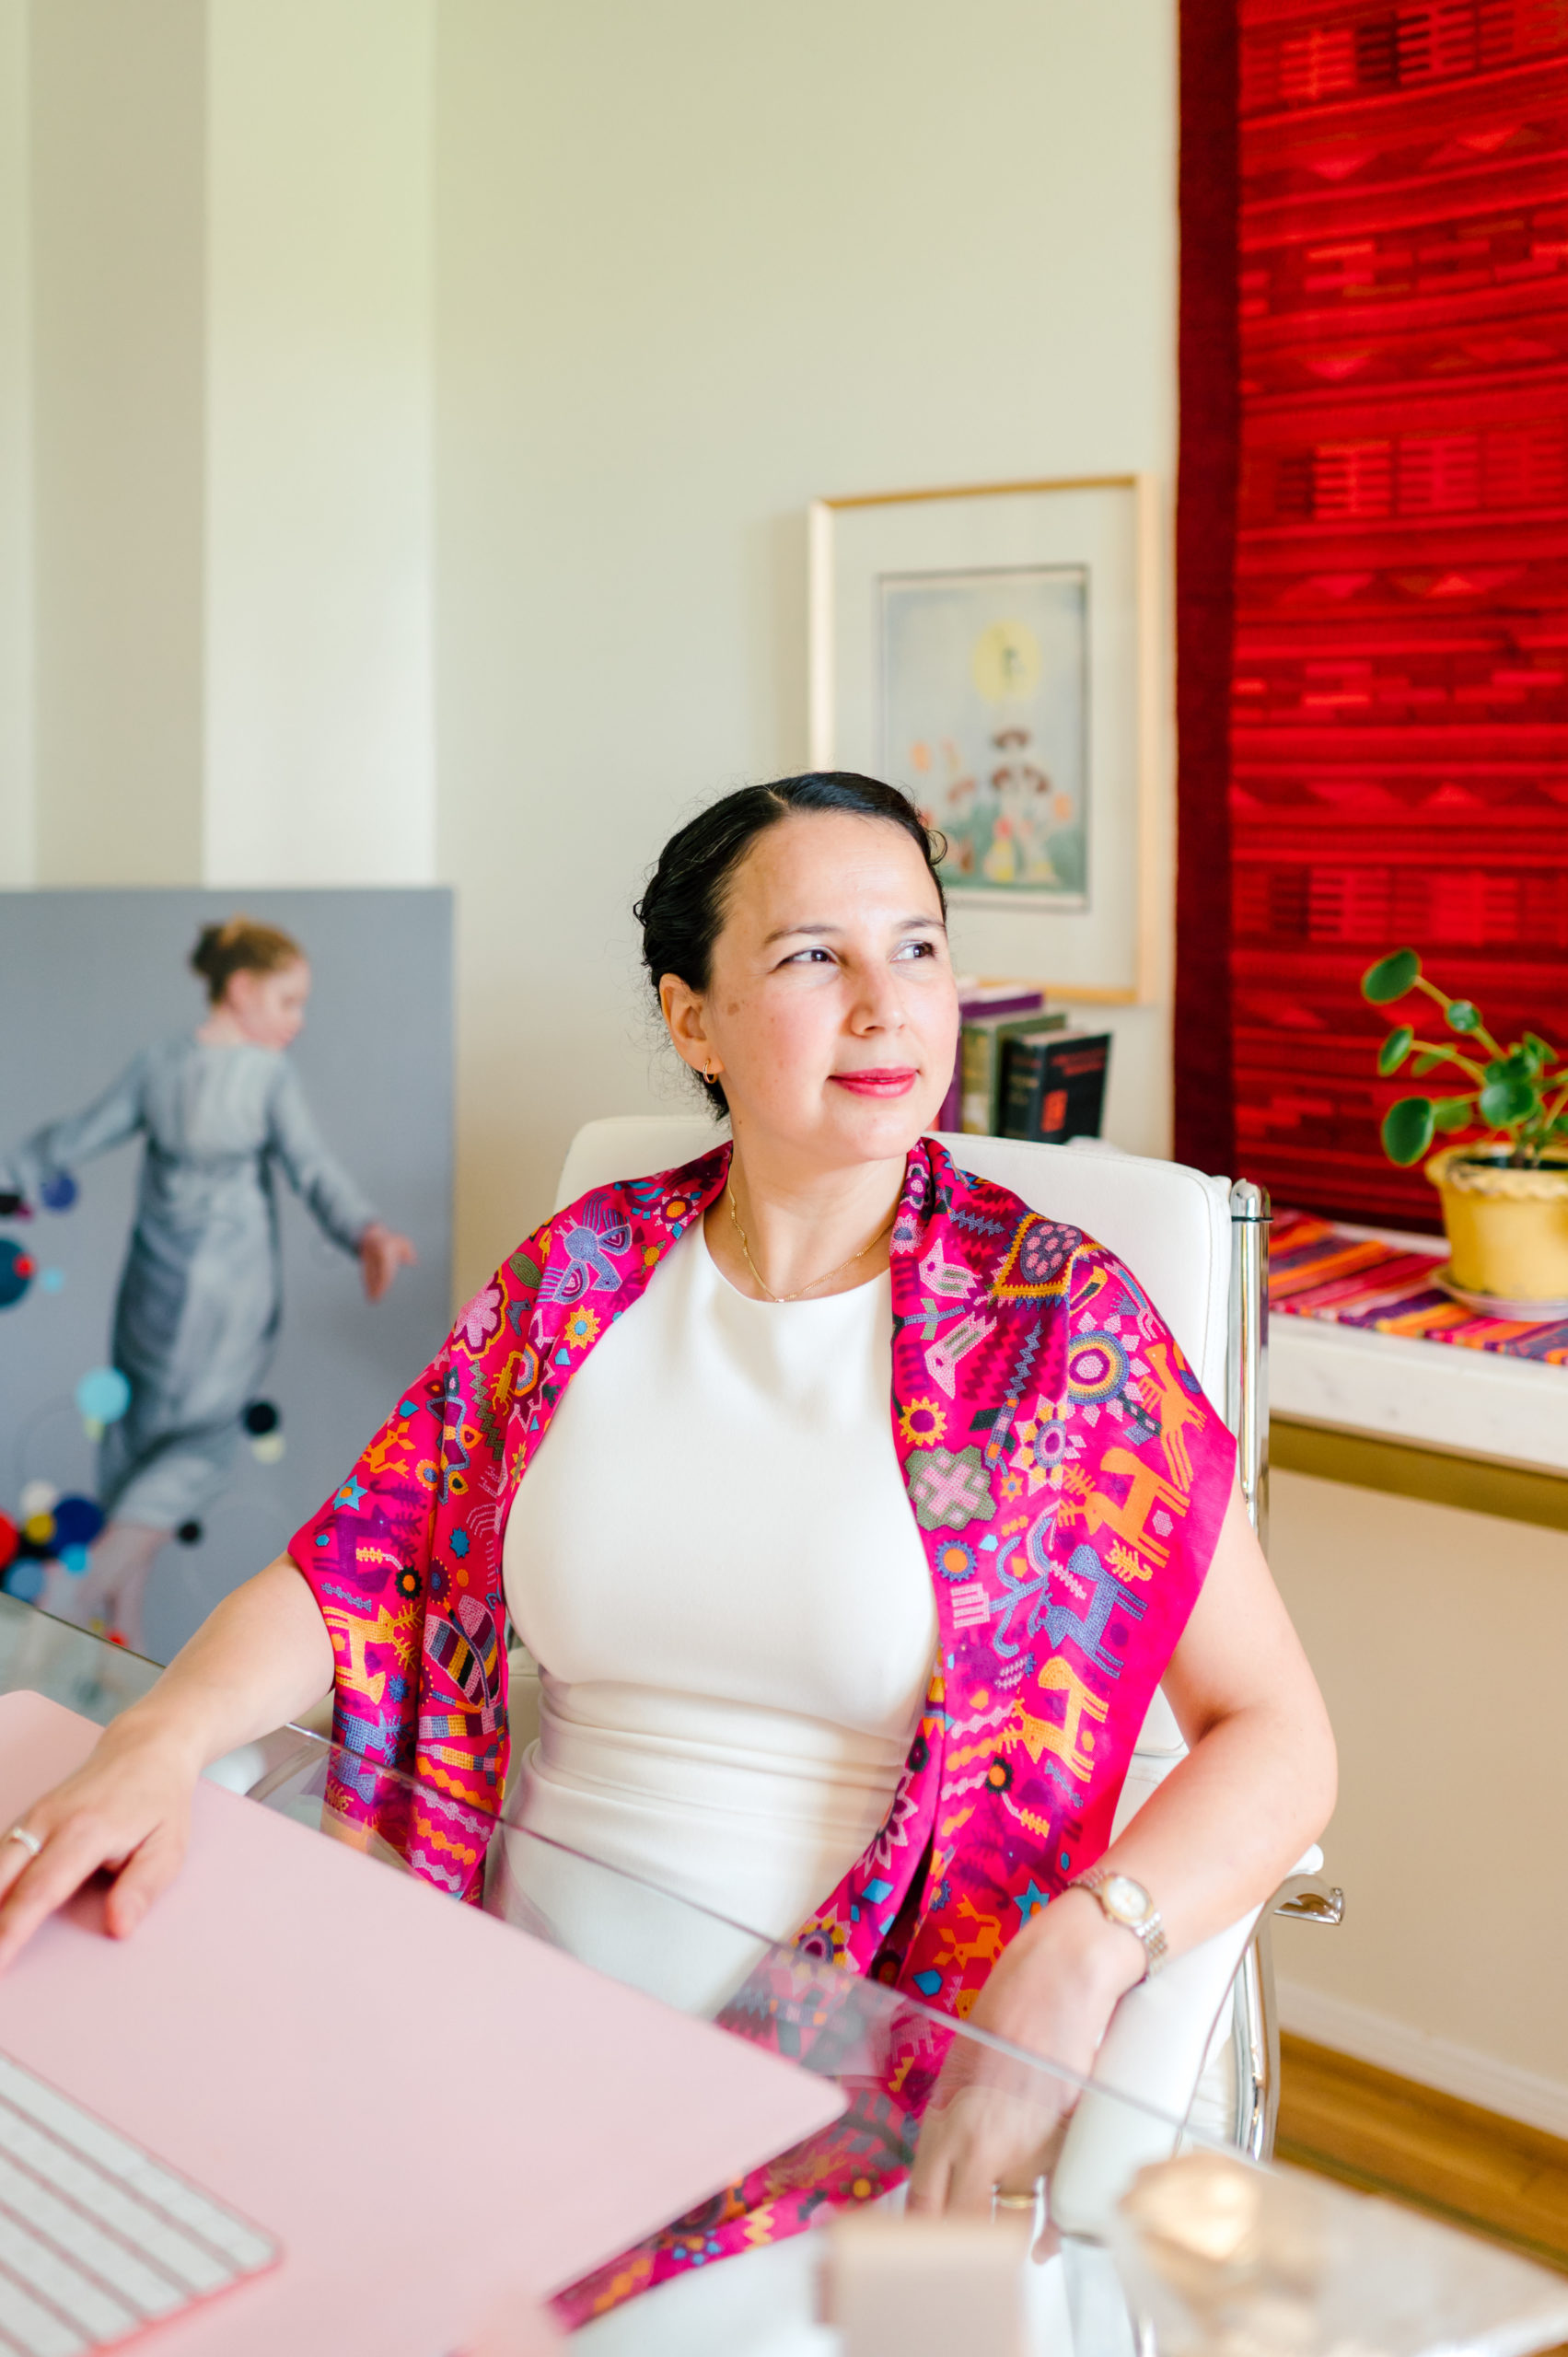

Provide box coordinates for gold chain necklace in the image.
[726,1182,895,1304]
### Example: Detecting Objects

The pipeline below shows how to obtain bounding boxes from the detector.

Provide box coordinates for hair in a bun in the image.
[190,916,304,1005]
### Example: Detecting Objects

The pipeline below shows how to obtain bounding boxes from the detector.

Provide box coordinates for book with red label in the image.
[998,1029,1111,1144]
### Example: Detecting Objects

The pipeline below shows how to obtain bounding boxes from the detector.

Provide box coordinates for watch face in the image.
[1100,1875,1153,1928]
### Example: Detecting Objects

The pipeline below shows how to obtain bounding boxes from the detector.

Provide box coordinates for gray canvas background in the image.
[0,888,452,1662]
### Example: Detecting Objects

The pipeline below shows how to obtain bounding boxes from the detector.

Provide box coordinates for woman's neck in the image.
[704,1140,908,1303]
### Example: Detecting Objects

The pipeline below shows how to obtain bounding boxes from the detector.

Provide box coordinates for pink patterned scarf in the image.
[291,1135,1234,2312]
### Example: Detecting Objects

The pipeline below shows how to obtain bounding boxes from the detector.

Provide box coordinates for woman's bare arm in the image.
[1081,1480,1337,1953]
[910,1482,1337,2212]
[0,1555,334,1970]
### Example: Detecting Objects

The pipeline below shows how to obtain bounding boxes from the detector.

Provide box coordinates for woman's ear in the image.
[659,974,714,1078]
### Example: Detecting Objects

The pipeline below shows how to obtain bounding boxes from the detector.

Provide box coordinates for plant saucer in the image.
[1433,1266,1568,1322]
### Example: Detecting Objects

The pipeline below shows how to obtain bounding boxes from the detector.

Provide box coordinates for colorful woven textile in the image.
[1176,0,1568,1223]
[1272,1208,1568,1362]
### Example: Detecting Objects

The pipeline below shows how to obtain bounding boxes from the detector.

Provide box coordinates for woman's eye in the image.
[782,946,834,967]
[893,939,936,961]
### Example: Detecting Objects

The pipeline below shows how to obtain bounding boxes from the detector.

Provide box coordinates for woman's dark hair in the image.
[634,773,947,1114]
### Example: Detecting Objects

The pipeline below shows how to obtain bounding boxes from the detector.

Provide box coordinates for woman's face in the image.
[663,813,959,1172]
[225,959,311,1050]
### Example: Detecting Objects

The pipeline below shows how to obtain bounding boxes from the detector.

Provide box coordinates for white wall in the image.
[204,0,435,887]
[29,0,206,886]
[5,0,436,891]
[0,0,28,887]
[1271,1468,1568,2134]
[436,0,1179,1296]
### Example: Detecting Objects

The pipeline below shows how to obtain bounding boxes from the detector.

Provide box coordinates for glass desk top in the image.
[6,1590,1568,2357]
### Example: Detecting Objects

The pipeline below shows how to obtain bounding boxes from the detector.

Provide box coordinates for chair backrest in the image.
[554,1116,1234,1411]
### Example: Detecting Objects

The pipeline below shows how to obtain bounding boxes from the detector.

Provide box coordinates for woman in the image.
[0,917,416,1646]
[0,779,1333,2292]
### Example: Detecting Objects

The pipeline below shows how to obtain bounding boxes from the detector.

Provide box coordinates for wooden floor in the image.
[1278,2033,1568,2282]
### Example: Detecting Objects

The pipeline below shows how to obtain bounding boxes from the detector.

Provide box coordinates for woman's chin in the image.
[819,1092,941,1162]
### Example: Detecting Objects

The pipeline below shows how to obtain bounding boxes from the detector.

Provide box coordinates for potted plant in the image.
[1361,948,1568,1308]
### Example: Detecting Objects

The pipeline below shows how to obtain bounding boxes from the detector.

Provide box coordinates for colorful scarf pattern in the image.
[290,1136,1234,2307]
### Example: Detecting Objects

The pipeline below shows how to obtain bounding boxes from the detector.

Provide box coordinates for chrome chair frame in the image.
[1226,1178,1343,2160]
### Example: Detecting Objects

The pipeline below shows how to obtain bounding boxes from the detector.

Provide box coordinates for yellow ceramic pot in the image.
[1425,1146,1568,1303]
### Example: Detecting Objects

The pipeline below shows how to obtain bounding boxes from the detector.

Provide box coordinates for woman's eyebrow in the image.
[761,921,839,946]
[761,913,944,946]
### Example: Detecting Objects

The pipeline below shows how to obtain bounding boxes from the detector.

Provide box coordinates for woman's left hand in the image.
[359,1222,418,1301]
[906,1889,1142,2216]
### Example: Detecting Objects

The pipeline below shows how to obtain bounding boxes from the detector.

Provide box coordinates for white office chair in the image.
[545,1113,1342,2214]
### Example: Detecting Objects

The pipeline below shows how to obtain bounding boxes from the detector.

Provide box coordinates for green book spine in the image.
[960,1011,1068,1134]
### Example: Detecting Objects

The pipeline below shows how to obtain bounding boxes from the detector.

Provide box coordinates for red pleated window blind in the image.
[1226,0,1568,1225]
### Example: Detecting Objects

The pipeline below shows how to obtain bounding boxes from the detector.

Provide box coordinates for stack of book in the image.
[935,982,1111,1145]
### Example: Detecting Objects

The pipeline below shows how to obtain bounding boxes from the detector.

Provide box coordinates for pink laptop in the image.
[0,1692,845,2354]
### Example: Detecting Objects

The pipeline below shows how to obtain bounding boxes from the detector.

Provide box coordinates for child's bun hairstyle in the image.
[190,916,304,1005]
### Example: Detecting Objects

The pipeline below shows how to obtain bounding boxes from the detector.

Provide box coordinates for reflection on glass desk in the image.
[0,1589,161,1727]
[6,1597,1568,2357]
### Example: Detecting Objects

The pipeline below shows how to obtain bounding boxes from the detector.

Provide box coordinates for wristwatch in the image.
[1071,1865,1168,1980]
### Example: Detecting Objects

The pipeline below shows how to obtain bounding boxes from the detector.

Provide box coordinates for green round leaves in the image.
[1365,953,1565,1170]
[1376,1026,1414,1076]
[1381,1097,1436,1165]
[1477,1075,1537,1127]
[1363,949,1421,1004]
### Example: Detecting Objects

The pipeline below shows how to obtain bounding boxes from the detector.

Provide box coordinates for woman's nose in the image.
[849,970,905,1031]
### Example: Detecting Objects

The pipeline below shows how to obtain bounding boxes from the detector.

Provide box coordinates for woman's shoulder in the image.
[924,1138,1149,1306]
[454,1144,729,1352]
[536,1144,731,1259]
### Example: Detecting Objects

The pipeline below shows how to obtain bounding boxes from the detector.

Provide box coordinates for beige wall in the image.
[29,0,206,886]
[3,0,435,889]
[436,0,1180,1297]
[0,0,28,886]
[205,0,435,886]
[1271,1467,1568,2131]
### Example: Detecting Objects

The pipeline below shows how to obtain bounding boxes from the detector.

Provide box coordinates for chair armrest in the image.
[508,1646,542,1764]
[1272,1866,1342,1926]
[1049,1842,1330,2236]
[1050,1902,1264,2238]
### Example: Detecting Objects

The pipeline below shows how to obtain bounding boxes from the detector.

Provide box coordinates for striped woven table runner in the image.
[1270,1213,1568,1368]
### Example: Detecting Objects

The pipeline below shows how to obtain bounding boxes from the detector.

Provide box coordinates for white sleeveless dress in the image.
[495,1217,937,2010]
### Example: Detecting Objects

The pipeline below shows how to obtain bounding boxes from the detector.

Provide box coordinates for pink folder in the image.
[0,1692,844,2353]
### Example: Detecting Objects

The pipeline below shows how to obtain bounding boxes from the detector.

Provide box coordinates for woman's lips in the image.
[829,1068,920,1097]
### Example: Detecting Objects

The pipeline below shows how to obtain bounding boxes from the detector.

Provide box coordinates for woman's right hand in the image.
[0,1714,203,1973]
[0,1557,337,1975]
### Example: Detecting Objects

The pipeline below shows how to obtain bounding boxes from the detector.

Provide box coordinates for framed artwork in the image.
[808,476,1159,1003]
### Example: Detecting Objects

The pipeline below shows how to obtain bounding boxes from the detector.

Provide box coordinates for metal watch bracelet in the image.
[1072,1864,1169,1980]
